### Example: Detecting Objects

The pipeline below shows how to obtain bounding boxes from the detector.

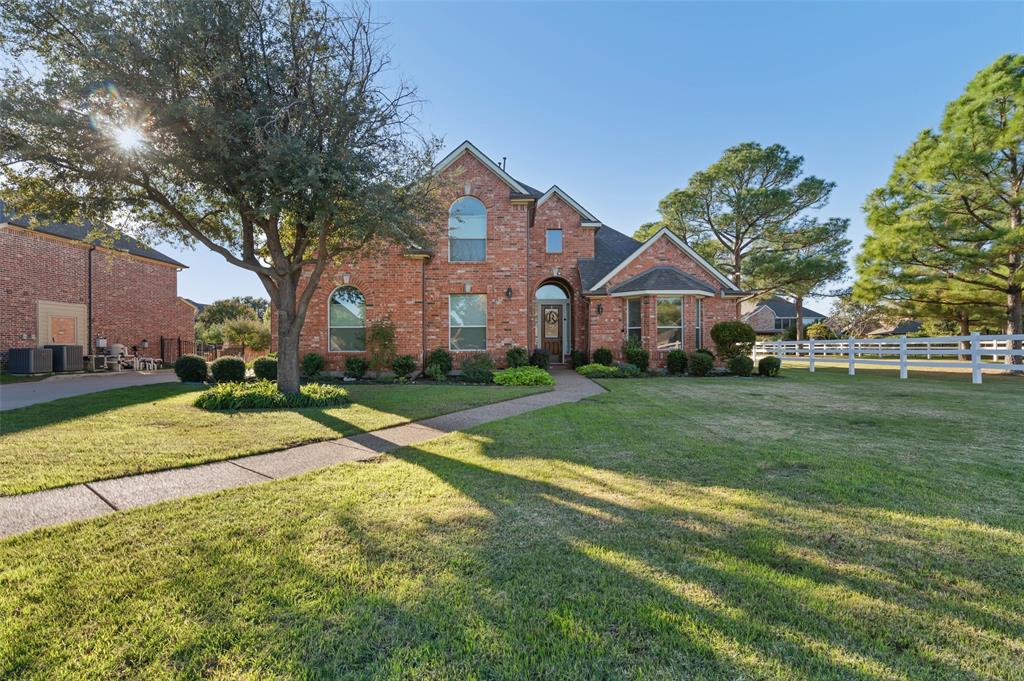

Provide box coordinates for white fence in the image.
[753,333,1024,384]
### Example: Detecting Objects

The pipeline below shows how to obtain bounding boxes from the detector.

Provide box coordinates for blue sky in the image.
[165,0,1023,309]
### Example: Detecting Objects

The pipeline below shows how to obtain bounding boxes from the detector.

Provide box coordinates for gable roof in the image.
[608,266,716,297]
[1,210,187,268]
[752,297,826,319]
[578,226,643,291]
[587,227,738,293]
[536,185,602,225]
[432,141,542,198]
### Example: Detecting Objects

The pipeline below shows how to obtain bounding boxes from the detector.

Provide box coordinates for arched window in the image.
[448,197,486,262]
[535,283,569,301]
[328,286,365,352]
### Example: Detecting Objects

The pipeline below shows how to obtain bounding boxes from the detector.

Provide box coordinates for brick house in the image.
[1,213,195,365]
[279,141,743,371]
[741,297,827,336]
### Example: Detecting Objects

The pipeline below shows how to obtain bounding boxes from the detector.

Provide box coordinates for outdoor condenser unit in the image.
[44,344,84,372]
[6,348,53,374]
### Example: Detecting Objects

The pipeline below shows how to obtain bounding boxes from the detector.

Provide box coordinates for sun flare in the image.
[113,126,144,151]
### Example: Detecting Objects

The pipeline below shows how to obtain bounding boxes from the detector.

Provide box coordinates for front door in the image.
[541,304,563,360]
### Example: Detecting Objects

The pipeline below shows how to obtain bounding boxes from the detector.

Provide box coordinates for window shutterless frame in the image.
[448,197,487,262]
[545,229,563,253]
[626,298,642,342]
[695,298,703,349]
[449,294,487,351]
[656,296,683,350]
[328,286,366,352]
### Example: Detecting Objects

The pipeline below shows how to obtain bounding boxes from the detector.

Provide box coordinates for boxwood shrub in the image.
[301,352,325,378]
[211,356,246,383]
[461,353,496,383]
[174,354,208,383]
[345,356,368,379]
[252,356,277,381]
[592,347,614,366]
[425,347,453,375]
[506,346,529,368]
[617,362,641,378]
[570,349,588,368]
[622,339,649,372]
[688,351,713,377]
[576,363,621,379]
[710,321,756,361]
[759,356,782,377]
[391,354,417,377]
[194,380,349,410]
[728,355,754,377]
[493,366,555,386]
[666,349,687,375]
[529,348,551,370]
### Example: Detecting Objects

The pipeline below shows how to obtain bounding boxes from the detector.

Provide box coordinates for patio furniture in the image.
[137,357,161,370]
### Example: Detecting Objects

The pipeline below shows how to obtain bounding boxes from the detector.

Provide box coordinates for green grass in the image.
[0,372,52,384]
[1,368,1023,679]
[0,382,548,496]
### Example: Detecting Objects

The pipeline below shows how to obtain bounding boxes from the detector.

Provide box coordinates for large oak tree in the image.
[0,0,441,392]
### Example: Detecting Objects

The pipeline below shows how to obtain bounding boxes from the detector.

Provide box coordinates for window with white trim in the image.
[328,286,365,352]
[546,229,563,253]
[695,298,703,349]
[449,294,487,350]
[656,297,683,350]
[626,298,642,342]
[448,197,486,262]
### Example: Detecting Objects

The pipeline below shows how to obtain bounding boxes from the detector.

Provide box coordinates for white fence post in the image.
[808,338,815,373]
[971,332,982,384]
[899,335,908,379]
[847,338,855,375]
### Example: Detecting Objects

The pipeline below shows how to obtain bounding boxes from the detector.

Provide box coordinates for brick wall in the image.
[743,306,777,334]
[0,225,194,364]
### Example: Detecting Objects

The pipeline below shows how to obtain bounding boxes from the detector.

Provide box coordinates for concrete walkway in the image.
[0,370,178,411]
[0,370,604,539]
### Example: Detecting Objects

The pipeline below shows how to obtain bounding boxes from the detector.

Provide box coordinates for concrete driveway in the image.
[0,371,179,411]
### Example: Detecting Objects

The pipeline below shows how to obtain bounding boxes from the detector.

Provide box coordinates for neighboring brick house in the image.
[741,297,827,335]
[279,141,743,371]
[1,214,195,366]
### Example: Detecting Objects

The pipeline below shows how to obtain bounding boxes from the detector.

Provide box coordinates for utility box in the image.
[7,348,53,375]
[44,344,84,372]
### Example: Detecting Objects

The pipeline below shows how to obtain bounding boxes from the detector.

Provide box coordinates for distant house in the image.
[180,298,209,320]
[741,297,827,335]
[0,211,195,365]
[867,320,922,337]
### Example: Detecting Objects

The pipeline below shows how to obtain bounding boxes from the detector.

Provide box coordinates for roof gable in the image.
[432,141,539,197]
[588,228,737,293]
[755,296,826,319]
[608,266,716,296]
[536,185,601,224]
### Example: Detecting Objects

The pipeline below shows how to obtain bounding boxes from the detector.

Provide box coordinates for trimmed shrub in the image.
[345,356,368,379]
[592,347,614,366]
[696,348,715,359]
[529,348,551,370]
[576,363,620,379]
[570,349,588,368]
[174,354,208,383]
[493,366,555,386]
[425,362,448,382]
[688,351,713,377]
[194,380,349,410]
[622,338,649,372]
[425,347,453,375]
[759,356,782,377]
[710,321,756,361]
[301,352,325,378]
[252,356,277,381]
[729,355,754,377]
[666,349,688,375]
[391,354,417,377]
[506,346,529,368]
[806,322,835,340]
[211,356,246,383]
[617,362,641,378]
[461,353,496,383]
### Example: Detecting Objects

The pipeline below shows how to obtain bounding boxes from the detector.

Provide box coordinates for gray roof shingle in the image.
[759,296,825,319]
[608,266,716,295]
[577,226,642,291]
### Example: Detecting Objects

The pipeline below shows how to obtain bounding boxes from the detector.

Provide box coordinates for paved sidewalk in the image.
[0,370,178,411]
[0,370,604,539]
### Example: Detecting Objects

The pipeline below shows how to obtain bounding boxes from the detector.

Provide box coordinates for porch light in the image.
[141,339,149,349]
[597,303,603,315]
[505,287,513,299]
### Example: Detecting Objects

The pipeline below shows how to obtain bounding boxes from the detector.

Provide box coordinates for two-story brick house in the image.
[284,141,743,371]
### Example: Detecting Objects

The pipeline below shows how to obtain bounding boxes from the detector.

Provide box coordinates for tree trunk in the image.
[270,276,304,394]
[733,248,743,317]
[795,296,804,341]
[1008,282,1022,366]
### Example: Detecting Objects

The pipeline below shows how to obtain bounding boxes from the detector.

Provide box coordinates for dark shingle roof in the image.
[758,296,825,319]
[608,266,716,295]
[2,210,186,268]
[577,226,642,291]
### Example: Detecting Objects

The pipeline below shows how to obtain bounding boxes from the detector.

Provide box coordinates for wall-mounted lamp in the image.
[141,339,149,349]
[596,303,604,316]
[505,287,513,299]
[464,282,472,293]
[342,272,351,284]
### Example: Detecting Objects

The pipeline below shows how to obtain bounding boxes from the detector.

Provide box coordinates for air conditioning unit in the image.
[7,348,53,374]
[44,344,84,372]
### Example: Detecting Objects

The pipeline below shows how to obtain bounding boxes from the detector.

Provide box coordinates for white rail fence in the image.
[753,333,1024,384]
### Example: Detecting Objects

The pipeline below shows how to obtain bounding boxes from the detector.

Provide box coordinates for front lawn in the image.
[0,382,549,496]
[1,369,1022,678]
